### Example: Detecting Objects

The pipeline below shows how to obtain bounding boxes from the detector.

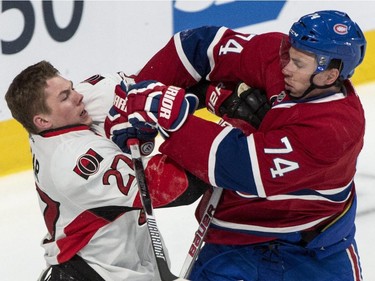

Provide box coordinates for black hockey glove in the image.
[187,80,271,129]
[219,83,271,129]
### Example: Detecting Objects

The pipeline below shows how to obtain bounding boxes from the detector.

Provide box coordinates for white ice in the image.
[1,82,374,280]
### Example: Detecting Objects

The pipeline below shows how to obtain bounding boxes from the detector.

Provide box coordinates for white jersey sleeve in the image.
[76,72,135,136]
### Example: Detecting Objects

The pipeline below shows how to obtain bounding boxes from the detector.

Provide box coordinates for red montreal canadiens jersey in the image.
[136,26,365,246]
[136,26,286,99]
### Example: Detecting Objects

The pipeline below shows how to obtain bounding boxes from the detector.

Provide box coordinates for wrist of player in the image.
[112,126,156,156]
[205,82,238,116]
[158,90,198,130]
[104,108,157,156]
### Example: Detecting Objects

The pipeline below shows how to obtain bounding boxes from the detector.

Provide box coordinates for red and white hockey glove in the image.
[126,80,198,137]
[104,81,157,155]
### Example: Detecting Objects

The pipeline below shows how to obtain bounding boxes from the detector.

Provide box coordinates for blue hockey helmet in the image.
[289,10,366,79]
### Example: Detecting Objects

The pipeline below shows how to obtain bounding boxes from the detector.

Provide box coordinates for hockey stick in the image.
[127,139,188,281]
[179,187,223,279]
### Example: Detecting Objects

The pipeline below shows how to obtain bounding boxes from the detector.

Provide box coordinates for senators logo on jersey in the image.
[83,74,105,85]
[73,148,103,180]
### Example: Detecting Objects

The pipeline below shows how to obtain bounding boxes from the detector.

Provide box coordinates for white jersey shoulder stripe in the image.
[207,27,228,81]
[174,32,201,82]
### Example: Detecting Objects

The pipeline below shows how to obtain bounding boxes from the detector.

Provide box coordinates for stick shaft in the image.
[128,139,188,281]
[179,187,223,278]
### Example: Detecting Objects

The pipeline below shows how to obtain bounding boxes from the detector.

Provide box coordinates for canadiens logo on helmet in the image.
[333,24,348,35]
[73,148,103,180]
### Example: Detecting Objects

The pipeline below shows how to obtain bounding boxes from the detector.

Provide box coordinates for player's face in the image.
[282,47,318,98]
[43,76,92,129]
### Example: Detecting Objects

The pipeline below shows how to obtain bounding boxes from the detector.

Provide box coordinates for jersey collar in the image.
[40,124,90,137]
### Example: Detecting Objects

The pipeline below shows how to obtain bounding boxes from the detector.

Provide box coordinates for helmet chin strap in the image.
[290,73,337,100]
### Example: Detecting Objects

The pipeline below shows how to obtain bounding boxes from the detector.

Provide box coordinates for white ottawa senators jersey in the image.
[30,125,165,281]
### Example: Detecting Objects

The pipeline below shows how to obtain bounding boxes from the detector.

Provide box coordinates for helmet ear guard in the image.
[288,10,367,79]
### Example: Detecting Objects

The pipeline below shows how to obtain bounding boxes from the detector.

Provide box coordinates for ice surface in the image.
[1,82,374,280]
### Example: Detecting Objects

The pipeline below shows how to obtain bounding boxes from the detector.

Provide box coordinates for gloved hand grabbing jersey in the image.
[126,80,198,138]
[189,81,271,129]
[225,83,271,129]
[104,81,158,155]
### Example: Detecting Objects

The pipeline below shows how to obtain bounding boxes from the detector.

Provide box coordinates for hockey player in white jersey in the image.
[5,61,209,280]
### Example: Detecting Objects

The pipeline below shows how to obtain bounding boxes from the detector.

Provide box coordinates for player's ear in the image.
[326,68,340,84]
[33,114,52,132]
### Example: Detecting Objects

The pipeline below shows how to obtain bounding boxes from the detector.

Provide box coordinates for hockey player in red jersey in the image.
[5,61,209,280]
[112,10,367,281]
